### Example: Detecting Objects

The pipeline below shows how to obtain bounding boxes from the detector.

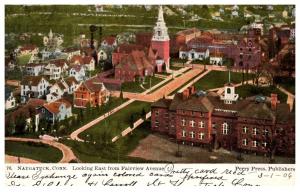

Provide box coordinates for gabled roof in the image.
[20,44,37,52]
[70,55,93,65]
[115,43,145,54]
[48,59,68,68]
[43,99,71,114]
[102,36,116,45]
[176,28,200,36]
[69,64,84,72]
[64,76,79,86]
[26,62,47,67]
[79,77,105,92]
[62,47,80,53]
[21,76,47,86]
[115,50,154,71]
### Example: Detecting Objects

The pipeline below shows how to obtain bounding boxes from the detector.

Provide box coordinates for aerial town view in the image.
[5,5,295,163]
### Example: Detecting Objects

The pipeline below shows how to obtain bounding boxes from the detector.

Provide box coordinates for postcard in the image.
[3,2,296,190]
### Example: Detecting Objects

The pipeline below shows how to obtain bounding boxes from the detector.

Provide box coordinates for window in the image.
[222,122,229,135]
[253,128,258,135]
[155,110,159,116]
[199,132,205,140]
[263,129,269,136]
[227,88,231,94]
[262,142,267,148]
[155,121,159,127]
[199,121,205,128]
[182,130,186,137]
[242,139,248,146]
[252,140,258,147]
[181,119,186,126]
[242,126,248,134]
[190,120,195,127]
[190,131,195,139]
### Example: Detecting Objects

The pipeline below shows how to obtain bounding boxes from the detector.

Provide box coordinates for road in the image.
[111,67,203,102]
[5,137,77,163]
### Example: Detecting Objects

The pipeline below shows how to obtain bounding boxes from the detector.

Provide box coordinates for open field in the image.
[5,140,63,163]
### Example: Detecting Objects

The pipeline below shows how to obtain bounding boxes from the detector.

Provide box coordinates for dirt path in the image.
[5,137,77,163]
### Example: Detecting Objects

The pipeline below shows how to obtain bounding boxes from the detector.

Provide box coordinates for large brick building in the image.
[151,85,295,156]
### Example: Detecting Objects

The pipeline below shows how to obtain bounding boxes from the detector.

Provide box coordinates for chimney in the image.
[271,93,278,110]
[182,88,190,100]
[189,85,196,95]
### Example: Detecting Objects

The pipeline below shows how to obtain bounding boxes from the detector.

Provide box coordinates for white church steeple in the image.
[152,5,169,41]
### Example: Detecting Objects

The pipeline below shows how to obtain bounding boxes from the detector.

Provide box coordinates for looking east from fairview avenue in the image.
[5,5,295,163]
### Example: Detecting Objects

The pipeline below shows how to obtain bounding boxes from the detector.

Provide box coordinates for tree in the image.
[141,108,146,120]
[279,51,295,77]
[119,89,124,100]
[129,114,135,128]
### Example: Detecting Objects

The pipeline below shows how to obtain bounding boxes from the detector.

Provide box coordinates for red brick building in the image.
[73,76,110,108]
[151,86,295,156]
[114,50,155,82]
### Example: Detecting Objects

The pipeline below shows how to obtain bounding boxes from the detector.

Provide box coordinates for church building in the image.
[151,6,170,73]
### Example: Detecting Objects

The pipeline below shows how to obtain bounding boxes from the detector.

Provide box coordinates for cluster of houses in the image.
[5,5,295,142]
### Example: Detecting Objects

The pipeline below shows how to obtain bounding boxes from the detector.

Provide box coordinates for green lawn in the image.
[193,70,254,91]
[121,76,163,93]
[5,141,63,163]
[16,54,31,65]
[78,101,151,141]
[236,84,288,102]
[60,120,164,163]
[57,97,127,136]
[274,77,295,95]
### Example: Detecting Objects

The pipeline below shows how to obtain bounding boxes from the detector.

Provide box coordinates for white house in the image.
[70,55,95,71]
[19,44,39,56]
[210,52,223,66]
[63,76,79,94]
[46,82,66,102]
[21,76,50,103]
[232,10,239,18]
[39,99,72,124]
[179,47,209,61]
[26,63,46,76]
[62,47,81,61]
[5,86,16,110]
[44,59,68,80]
[69,65,86,82]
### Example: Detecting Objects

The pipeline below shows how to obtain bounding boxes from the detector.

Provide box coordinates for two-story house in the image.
[26,63,46,76]
[39,99,72,124]
[70,55,95,71]
[20,76,50,103]
[68,65,86,82]
[74,76,110,108]
[44,59,69,80]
